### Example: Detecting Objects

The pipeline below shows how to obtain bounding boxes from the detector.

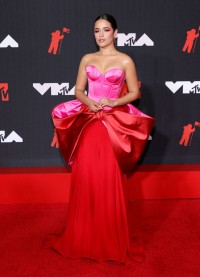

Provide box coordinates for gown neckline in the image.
[86,64,125,75]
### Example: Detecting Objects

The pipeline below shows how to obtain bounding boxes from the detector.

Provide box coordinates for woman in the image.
[44,14,155,263]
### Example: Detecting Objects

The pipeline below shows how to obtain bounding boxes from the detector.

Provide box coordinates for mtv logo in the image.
[33,83,87,96]
[33,83,75,96]
[0,83,9,101]
[117,33,154,46]
[0,131,23,143]
[165,81,200,94]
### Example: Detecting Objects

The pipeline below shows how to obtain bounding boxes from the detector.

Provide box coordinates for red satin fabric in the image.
[44,119,144,263]
[52,105,154,173]
[44,106,154,263]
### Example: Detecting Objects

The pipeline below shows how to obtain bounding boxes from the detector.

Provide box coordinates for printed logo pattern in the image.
[48,27,70,55]
[165,81,200,94]
[51,129,59,148]
[33,83,75,95]
[2,12,200,164]
[0,131,23,143]
[0,35,19,48]
[0,83,9,101]
[117,33,154,46]
[179,121,200,146]
[182,27,200,54]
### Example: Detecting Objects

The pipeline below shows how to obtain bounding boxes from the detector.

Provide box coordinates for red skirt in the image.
[44,119,144,263]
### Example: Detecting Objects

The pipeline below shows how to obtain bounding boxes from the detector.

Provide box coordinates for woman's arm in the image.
[75,55,102,112]
[99,56,139,108]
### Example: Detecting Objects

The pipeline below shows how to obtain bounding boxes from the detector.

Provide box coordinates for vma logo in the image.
[0,83,9,101]
[0,35,19,48]
[0,131,23,143]
[165,81,200,94]
[33,83,75,96]
[117,33,154,46]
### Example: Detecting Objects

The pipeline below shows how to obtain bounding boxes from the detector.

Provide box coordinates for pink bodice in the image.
[51,64,155,171]
[86,65,125,102]
[52,64,150,118]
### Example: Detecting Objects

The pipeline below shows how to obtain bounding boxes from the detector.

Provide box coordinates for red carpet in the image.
[0,199,200,276]
[1,165,200,204]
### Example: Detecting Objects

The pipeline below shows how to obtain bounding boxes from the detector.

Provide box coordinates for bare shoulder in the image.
[117,52,135,67]
[80,53,97,65]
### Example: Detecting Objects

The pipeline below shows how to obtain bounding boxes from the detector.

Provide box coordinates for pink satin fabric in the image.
[52,65,155,173]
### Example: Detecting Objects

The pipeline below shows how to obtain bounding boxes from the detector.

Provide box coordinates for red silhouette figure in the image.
[48,30,64,55]
[182,28,199,53]
[179,124,195,146]
[48,27,70,55]
[51,129,59,148]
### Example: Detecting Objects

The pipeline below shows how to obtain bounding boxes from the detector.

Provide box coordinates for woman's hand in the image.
[98,98,116,108]
[87,99,102,112]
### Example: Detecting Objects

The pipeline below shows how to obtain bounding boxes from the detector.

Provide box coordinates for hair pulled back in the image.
[95,14,118,31]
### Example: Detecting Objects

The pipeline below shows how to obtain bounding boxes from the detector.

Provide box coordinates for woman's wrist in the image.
[113,99,119,107]
[85,97,92,107]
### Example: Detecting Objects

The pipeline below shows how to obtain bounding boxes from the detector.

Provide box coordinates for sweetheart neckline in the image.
[86,64,125,75]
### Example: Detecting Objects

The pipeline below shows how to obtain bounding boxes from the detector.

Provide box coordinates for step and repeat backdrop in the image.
[0,0,200,167]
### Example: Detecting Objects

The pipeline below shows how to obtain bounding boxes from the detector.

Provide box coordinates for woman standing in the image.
[44,14,155,263]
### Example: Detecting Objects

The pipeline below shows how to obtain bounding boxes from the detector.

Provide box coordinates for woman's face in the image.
[94,19,117,48]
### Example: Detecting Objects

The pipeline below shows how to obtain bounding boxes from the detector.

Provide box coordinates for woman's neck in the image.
[98,45,118,56]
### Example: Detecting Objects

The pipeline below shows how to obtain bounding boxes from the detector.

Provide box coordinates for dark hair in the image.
[95,14,118,31]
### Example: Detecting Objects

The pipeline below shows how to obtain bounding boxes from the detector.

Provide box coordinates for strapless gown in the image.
[44,65,155,263]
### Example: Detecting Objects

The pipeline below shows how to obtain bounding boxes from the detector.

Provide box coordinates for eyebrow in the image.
[94,26,111,30]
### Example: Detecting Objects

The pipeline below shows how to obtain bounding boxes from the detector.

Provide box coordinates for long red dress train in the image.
[43,65,155,263]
